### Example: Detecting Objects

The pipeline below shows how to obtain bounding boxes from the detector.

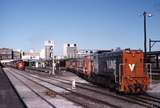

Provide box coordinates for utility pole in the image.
[52,55,55,76]
[143,11,152,60]
[143,11,147,57]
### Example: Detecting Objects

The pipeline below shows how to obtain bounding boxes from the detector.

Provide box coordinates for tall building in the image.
[44,40,54,60]
[13,49,21,60]
[0,48,13,60]
[0,48,21,60]
[40,49,45,59]
[64,43,78,58]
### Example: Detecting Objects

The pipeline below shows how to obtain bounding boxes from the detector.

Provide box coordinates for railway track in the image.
[5,68,94,108]
[49,76,160,108]
[144,93,160,101]
[25,67,160,108]
[5,69,56,108]
[8,67,160,108]
[46,75,160,108]
[127,95,160,108]
[6,68,122,108]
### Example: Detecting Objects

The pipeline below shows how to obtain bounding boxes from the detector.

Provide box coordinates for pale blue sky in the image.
[0,0,160,55]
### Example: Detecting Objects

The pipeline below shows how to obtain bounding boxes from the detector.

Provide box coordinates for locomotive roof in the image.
[95,50,112,54]
[94,50,122,55]
[95,49,143,57]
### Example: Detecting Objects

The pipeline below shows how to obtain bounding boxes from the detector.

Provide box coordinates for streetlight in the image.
[143,11,152,60]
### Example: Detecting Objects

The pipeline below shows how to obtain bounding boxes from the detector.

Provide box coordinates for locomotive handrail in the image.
[118,63,125,85]
[114,69,117,83]
[145,63,152,88]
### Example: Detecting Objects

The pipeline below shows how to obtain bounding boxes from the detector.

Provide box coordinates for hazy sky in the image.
[0,0,160,55]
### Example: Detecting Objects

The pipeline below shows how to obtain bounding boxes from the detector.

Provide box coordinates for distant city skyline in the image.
[0,0,160,55]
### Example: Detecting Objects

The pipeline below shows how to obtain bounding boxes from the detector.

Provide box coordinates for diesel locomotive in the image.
[65,49,150,94]
[16,61,26,70]
[6,60,26,71]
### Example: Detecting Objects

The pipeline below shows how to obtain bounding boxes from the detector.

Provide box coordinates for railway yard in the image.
[1,66,160,108]
[1,1,160,108]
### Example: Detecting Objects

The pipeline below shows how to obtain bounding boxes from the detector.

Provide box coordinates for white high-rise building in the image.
[64,43,78,58]
[44,40,54,60]
[40,49,45,59]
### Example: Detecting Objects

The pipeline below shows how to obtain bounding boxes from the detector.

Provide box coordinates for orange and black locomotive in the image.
[65,49,150,94]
